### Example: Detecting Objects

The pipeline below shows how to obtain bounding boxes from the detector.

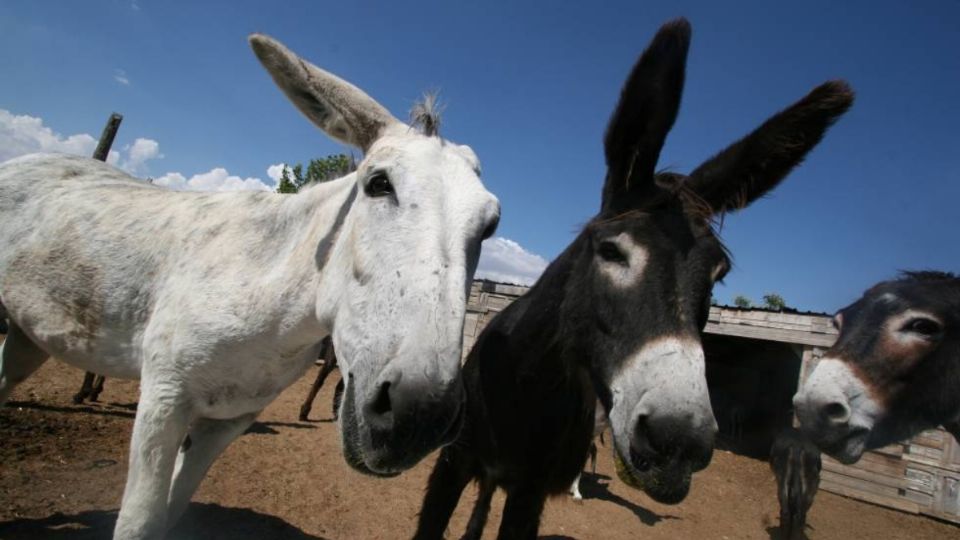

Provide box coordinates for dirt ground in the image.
[1,359,957,540]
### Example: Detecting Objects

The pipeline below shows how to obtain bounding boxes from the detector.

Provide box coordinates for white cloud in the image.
[113,69,130,86]
[267,163,290,183]
[475,237,548,286]
[0,109,98,162]
[122,137,162,172]
[153,167,273,192]
[0,108,274,192]
[0,108,162,174]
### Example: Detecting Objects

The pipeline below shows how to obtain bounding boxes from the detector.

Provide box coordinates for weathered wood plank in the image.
[822,460,919,492]
[703,321,837,347]
[820,478,920,514]
[821,470,903,499]
[904,452,960,473]
[822,457,908,489]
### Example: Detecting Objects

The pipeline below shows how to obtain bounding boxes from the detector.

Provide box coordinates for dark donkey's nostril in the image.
[630,405,716,472]
[822,401,851,425]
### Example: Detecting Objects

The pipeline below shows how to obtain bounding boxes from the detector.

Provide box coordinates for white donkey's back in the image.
[0,32,499,540]
[0,153,307,381]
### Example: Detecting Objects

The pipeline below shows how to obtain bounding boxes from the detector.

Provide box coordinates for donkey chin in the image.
[818,415,921,465]
[612,450,688,504]
[611,438,712,505]
[338,376,466,477]
[814,426,871,465]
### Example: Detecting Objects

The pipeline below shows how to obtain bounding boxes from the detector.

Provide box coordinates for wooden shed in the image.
[462,279,530,360]
[460,279,960,524]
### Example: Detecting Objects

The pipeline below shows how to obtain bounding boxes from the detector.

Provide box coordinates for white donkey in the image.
[0,34,499,539]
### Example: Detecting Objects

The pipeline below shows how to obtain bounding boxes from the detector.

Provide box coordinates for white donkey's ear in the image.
[250,33,402,152]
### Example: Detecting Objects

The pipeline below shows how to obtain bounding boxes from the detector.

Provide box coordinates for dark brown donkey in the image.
[770,427,821,539]
[412,18,853,540]
[794,271,960,464]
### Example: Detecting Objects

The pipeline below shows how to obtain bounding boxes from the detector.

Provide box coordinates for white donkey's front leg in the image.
[114,382,191,540]
[166,412,259,528]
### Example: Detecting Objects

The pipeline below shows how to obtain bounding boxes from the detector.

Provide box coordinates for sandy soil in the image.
[1,359,957,540]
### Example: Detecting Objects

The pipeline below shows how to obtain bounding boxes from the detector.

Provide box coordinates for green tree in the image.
[733,295,752,309]
[762,293,787,311]
[276,166,298,194]
[276,154,355,194]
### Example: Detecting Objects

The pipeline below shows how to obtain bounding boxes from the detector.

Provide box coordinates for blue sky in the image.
[1,1,958,312]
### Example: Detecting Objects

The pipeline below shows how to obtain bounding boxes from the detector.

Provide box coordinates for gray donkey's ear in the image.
[250,34,402,152]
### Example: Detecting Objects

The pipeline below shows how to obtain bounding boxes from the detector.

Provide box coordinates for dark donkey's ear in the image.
[686,81,854,215]
[601,18,691,212]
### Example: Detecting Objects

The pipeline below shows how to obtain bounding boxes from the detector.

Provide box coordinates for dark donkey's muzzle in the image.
[615,391,717,504]
[609,337,718,504]
[341,363,465,477]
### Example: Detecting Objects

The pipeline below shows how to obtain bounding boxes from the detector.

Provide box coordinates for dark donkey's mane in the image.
[897,270,959,283]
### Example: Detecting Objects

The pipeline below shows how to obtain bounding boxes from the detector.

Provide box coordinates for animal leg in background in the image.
[73,372,107,404]
[0,322,49,404]
[413,445,478,540]
[569,404,606,501]
[332,377,344,420]
[90,374,106,401]
[166,413,258,526]
[568,473,584,502]
[298,338,337,421]
[567,440,599,502]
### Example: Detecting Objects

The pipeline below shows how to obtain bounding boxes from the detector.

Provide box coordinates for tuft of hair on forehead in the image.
[410,92,444,137]
[654,171,725,233]
[898,270,960,283]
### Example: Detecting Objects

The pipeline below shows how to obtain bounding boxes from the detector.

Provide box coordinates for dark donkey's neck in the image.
[477,234,592,391]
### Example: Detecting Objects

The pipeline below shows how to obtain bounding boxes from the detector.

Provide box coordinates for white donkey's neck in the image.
[268,173,359,335]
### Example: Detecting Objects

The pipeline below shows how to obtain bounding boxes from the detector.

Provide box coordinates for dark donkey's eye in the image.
[902,317,941,337]
[597,241,627,265]
[365,172,394,197]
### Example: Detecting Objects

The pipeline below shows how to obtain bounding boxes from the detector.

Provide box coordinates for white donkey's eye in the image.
[365,172,394,198]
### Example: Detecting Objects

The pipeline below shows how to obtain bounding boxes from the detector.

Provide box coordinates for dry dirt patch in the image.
[0,360,956,539]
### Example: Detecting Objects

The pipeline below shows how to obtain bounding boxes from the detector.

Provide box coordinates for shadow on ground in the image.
[0,503,327,540]
[579,473,679,527]
[244,421,317,436]
[5,400,136,420]
[765,524,813,540]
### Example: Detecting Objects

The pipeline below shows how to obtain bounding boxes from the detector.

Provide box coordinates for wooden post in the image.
[75,112,123,403]
[92,113,123,162]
